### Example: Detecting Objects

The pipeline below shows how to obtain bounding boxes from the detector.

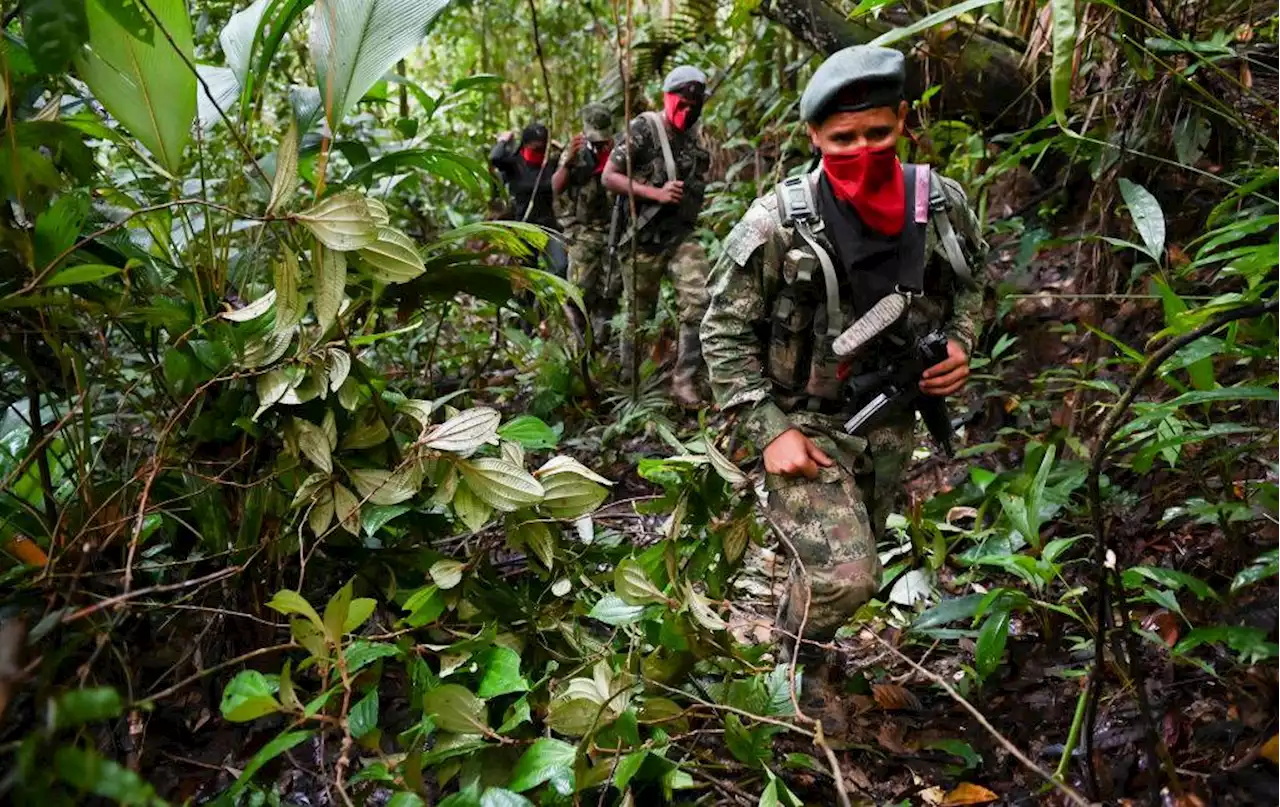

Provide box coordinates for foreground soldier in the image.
[602,65,712,407]
[701,46,986,723]
[554,104,620,344]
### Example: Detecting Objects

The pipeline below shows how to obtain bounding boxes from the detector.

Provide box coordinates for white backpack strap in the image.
[928,172,974,287]
[641,111,678,184]
[774,172,841,338]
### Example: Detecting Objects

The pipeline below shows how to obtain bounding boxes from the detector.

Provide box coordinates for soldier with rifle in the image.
[700,45,987,732]
[601,65,713,408]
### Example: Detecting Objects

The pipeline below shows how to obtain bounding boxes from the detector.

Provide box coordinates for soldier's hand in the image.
[763,429,834,480]
[920,339,969,397]
[567,134,586,158]
[499,130,516,143]
[656,180,684,205]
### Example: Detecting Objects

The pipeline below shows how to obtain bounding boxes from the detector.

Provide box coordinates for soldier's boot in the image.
[779,636,849,740]
[670,324,704,408]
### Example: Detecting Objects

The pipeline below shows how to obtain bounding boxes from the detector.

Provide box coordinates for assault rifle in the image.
[841,329,955,458]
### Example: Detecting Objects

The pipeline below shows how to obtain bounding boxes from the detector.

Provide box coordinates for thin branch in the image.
[62,566,242,623]
[134,642,299,706]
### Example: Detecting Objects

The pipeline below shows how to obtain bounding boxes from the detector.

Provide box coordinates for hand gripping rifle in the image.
[832,292,955,458]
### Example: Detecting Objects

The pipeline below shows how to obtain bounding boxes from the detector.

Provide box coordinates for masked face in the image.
[809,104,908,236]
[663,85,705,131]
[520,141,547,167]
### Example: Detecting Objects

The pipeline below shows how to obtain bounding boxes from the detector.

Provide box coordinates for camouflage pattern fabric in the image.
[621,239,710,332]
[702,170,988,640]
[567,227,618,331]
[608,114,711,251]
[558,146,613,230]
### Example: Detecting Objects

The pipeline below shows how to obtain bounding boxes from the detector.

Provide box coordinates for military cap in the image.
[799,45,905,123]
[662,65,707,92]
[581,103,613,141]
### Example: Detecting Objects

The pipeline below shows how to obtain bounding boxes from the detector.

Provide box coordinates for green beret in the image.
[663,65,707,92]
[581,103,613,141]
[800,45,905,123]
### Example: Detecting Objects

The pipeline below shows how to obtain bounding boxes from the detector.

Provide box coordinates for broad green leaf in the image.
[1172,111,1210,166]
[704,438,748,487]
[477,647,529,698]
[508,738,575,795]
[358,226,426,283]
[295,417,332,473]
[333,482,361,533]
[501,440,525,467]
[534,455,612,486]
[221,289,277,321]
[423,684,486,734]
[24,0,89,73]
[387,793,427,807]
[1118,178,1166,262]
[52,687,122,730]
[323,580,354,642]
[313,243,346,331]
[346,640,400,672]
[1174,626,1278,665]
[424,407,501,455]
[220,670,282,721]
[308,486,335,535]
[497,415,559,449]
[1231,550,1278,594]
[615,558,667,606]
[537,471,608,521]
[430,559,465,590]
[340,415,390,450]
[683,581,726,631]
[546,697,599,737]
[310,0,451,127]
[292,618,327,659]
[365,197,391,225]
[227,729,314,798]
[1049,0,1077,131]
[452,482,493,532]
[326,348,351,393]
[479,789,534,807]
[46,264,121,287]
[279,660,301,711]
[509,519,556,569]
[349,689,379,738]
[267,121,300,214]
[397,398,437,430]
[349,467,420,506]
[458,459,544,512]
[296,191,377,251]
[344,598,377,633]
[267,589,323,629]
[499,695,532,733]
[588,594,645,626]
[868,0,1000,46]
[77,0,195,174]
[613,749,648,790]
[54,746,161,804]
[975,609,1010,681]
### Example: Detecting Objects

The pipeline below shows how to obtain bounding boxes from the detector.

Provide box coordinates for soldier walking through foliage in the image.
[490,123,569,276]
[701,45,987,732]
[554,103,619,346]
[602,65,713,407]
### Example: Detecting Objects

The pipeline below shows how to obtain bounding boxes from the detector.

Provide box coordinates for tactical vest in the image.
[766,165,974,412]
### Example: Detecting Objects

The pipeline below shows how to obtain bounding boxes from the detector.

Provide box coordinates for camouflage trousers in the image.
[621,238,711,333]
[567,227,619,336]
[766,408,914,648]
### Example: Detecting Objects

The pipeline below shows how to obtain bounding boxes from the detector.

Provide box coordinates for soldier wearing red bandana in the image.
[602,65,713,407]
[700,46,987,734]
[491,123,568,276]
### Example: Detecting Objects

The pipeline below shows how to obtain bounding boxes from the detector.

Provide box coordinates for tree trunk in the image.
[759,0,1046,130]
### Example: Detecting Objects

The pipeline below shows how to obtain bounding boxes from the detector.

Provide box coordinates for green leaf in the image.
[54,745,161,804]
[358,225,426,283]
[267,589,324,630]
[615,558,667,606]
[362,503,410,537]
[508,737,576,794]
[424,407,502,456]
[913,594,984,631]
[52,687,122,730]
[387,794,427,807]
[1118,178,1166,262]
[499,695,532,733]
[613,750,648,791]
[458,458,544,512]
[76,0,195,173]
[546,697,599,737]
[345,640,400,672]
[313,243,347,331]
[477,647,530,698]
[323,580,354,642]
[452,482,494,532]
[588,595,646,626]
[273,247,303,331]
[295,417,332,474]
[430,559,465,590]
[1049,0,1077,131]
[296,191,377,251]
[311,0,451,127]
[479,789,534,807]
[868,0,1000,46]
[222,289,277,322]
[509,518,556,569]
[268,121,300,214]
[1231,550,1278,594]
[497,415,560,449]
[45,264,123,287]
[349,467,421,506]
[333,482,361,533]
[24,0,89,74]
[1174,626,1278,665]
[704,437,748,487]
[423,684,486,733]
[758,775,779,807]
[683,581,726,631]
[227,730,315,797]
[1123,566,1219,601]
[220,670,282,722]
[975,609,1011,681]
[537,471,608,521]
[349,689,379,739]
[340,415,390,450]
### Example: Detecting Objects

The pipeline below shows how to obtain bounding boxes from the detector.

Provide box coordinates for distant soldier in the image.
[491,123,568,276]
[554,103,620,343]
[701,46,986,730]
[602,65,712,407]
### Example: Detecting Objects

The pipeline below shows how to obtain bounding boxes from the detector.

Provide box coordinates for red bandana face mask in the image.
[822,144,905,236]
[663,93,702,131]
[520,146,546,167]
[591,141,612,175]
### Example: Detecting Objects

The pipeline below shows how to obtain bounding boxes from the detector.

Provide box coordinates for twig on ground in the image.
[134,642,299,706]
[63,566,242,623]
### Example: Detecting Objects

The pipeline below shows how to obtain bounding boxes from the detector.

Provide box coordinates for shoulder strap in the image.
[928,171,975,287]
[641,111,678,184]
[774,171,841,338]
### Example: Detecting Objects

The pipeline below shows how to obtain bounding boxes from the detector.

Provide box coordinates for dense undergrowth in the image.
[0,1,1276,806]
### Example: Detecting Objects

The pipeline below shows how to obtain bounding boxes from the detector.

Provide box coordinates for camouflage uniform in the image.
[701,170,987,642]
[608,112,712,385]
[559,132,619,339]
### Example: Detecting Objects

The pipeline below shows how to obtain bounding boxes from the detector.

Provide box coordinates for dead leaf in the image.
[877,721,909,754]
[1141,609,1180,647]
[874,682,922,711]
[4,535,47,566]
[849,694,877,715]
[919,785,946,805]
[1261,734,1278,764]
[941,782,999,806]
[1167,244,1190,268]
[946,506,979,525]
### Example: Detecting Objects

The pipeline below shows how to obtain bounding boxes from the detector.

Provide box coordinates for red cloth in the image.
[592,141,612,175]
[520,146,545,167]
[821,144,905,236]
[663,93,699,131]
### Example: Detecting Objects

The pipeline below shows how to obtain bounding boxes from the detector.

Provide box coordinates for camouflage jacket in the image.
[701,169,988,450]
[608,113,711,251]
[558,146,613,231]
